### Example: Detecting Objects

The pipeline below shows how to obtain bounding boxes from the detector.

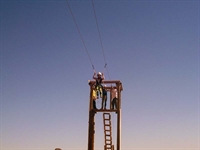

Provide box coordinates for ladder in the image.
[103,113,114,150]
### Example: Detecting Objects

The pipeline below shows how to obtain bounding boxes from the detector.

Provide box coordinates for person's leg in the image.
[104,96,107,109]
[96,86,99,98]
[93,100,96,109]
[111,98,114,109]
[113,98,117,109]
[101,97,104,109]
[115,98,118,109]
[99,86,103,98]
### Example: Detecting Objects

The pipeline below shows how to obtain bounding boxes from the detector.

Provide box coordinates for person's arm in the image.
[115,89,118,98]
[102,73,105,80]
[93,72,97,80]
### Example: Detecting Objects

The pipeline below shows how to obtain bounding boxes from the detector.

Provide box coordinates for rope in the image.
[66,0,95,72]
[66,0,112,78]
[91,0,111,80]
[91,0,107,64]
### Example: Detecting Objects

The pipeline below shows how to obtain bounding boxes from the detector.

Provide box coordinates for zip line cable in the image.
[91,0,111,80]
[91,0,106,64]
[66,0,112,79]
[66,0,95,71]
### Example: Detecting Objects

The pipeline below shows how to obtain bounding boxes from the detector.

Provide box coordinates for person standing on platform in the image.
[111,87,118,109]
[101,85,107,109]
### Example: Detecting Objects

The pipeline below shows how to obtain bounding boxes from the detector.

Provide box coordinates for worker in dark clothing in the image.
[101,85,107,109]
[93,100,97,109]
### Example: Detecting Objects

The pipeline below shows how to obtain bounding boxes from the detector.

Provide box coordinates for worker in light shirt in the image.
[111,87,118,109]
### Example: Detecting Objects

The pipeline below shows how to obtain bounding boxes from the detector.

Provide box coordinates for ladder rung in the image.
[106,140,112,142]
[104,124,111,126]
[105,139,112,141]
[105,138,112,141]
[105,143,112,145]
[104,129,110,131]
[105,142,112,146]
[104,128,111,130]
[104,116,111,118]
[105,131,111,134]
[105,134,111,136]
[105,146,112,149]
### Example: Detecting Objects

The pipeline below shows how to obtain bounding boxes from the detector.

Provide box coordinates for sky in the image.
[0,0,200,150]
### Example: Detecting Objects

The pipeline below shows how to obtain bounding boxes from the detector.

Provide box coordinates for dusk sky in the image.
[1,0,200,150]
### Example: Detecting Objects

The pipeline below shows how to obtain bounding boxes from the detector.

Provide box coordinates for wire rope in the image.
[91,0,106,64]
[66,0,95,71]
[91,0,111,80]
[66,0,112,79]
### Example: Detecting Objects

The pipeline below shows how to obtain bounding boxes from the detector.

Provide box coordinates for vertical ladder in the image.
[103,113,114,150]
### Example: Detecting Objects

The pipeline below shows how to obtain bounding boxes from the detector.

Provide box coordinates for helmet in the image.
[97,72,102,76]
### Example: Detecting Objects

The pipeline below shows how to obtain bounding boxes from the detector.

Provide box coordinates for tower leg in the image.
[88,110,95,150]
[117,110,121,150]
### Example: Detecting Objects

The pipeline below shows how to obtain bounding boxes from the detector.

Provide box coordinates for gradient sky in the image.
[1,0,200,150]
